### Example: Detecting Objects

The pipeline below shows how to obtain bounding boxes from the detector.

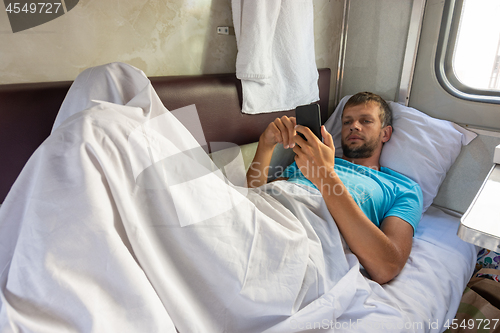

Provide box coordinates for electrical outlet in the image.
[217,26,229,35]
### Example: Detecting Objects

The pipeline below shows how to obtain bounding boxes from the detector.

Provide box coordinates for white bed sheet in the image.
[0,63,477,333]
[258,184,477,333]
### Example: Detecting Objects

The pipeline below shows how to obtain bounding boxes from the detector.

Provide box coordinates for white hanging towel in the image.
[232,0,319,114]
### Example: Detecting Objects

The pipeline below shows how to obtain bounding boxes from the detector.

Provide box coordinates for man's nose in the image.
[350,120,361,131]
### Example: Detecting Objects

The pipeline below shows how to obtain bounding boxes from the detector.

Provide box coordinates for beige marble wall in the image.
[0,0,343,112]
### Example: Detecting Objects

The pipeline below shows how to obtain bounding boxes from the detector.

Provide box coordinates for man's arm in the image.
[293,125,413,284]
[320,174,413,284]
[246,116,296,188]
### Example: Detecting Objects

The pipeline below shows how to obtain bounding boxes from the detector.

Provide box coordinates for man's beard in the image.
[341,134,380,159]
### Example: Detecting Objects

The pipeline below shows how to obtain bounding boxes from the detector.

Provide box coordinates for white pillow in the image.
[324,95,477,213]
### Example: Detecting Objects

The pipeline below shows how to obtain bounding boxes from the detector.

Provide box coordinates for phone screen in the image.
[295,103,322,141]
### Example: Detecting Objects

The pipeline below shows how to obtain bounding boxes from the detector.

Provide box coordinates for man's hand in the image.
[260,116,297,150]
[293,125,336,189]
[246,116,297,188]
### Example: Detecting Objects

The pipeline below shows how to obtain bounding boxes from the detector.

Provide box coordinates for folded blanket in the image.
[232,0,319,114]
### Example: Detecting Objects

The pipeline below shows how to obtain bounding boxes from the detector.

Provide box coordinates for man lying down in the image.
[247,92,423,285]
[0,63,422,333]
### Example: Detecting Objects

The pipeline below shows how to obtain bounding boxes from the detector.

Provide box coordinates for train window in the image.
[436,0,500,104]
[454,0,500,90]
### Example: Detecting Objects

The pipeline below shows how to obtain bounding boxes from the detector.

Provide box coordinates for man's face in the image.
[341,102,386,159]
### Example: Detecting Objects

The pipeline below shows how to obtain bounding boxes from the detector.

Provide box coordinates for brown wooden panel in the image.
[0,68,331,202]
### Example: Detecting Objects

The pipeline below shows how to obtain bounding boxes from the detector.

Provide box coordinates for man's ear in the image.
[381,126,392,143]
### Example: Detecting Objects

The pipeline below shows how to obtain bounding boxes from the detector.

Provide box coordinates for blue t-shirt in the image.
[280,159,423,232]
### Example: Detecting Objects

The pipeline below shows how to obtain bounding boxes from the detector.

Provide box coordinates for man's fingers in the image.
[273,118,289,146]
[292,130,307,151]
[322,126,334,149]
[294,125,317,144]
[275,116,298,148]
[266,122,281,144]
[263,116,301,148]
[281,116,296,148]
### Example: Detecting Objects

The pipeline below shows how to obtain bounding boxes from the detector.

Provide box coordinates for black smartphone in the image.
[295,103,322,141]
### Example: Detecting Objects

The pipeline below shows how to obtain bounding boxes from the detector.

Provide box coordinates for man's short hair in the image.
[343,92,392,128]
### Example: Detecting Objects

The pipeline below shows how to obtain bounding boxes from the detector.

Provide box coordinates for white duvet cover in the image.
[0,63,476,333]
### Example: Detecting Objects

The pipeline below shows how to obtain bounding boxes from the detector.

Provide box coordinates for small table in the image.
[458,164,500,250]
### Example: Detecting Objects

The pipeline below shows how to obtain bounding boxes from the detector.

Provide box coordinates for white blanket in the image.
[0,63,476,332]
[232,0,319,114]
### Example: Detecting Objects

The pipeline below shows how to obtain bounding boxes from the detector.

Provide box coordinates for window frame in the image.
[435,0,500,104]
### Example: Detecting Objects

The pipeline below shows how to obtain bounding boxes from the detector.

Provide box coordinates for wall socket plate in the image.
[217,26,230,35]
